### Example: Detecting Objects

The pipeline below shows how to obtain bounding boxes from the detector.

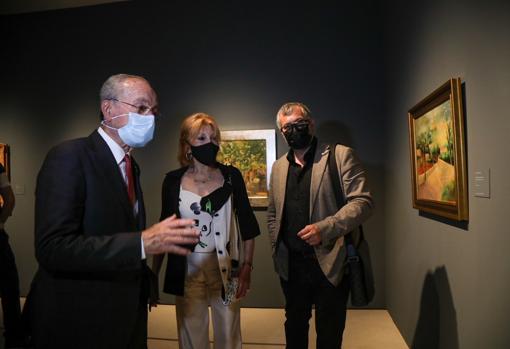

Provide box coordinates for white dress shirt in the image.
[97,127,146,259]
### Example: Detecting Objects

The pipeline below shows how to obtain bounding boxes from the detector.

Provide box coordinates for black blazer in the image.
[29,130,148,349]
[160,164,260,296]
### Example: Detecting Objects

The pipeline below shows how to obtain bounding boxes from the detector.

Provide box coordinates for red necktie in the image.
[124,154,136,206]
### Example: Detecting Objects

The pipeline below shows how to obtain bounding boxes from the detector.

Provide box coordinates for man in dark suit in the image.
[29,74,199,349]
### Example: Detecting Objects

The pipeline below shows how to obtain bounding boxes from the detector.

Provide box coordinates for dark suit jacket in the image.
[29,130,148,349]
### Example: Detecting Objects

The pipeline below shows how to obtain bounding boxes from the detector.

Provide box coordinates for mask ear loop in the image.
[101,113,129,130]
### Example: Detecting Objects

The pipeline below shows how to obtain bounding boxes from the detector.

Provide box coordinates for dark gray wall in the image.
[383,1,510,348]
[0,1,386,308]
[0,0,128,15]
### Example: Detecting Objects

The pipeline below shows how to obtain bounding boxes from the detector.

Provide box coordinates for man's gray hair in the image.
[99,73,148,102]
[276,102,312,129]
[99,74,148,120]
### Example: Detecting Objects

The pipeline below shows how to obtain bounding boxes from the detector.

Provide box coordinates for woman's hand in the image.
[236,263,252,299]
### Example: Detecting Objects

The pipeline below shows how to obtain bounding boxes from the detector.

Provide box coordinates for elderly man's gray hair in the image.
[99,73,148,102]
[276,102,312,129]
[98,73,149,120]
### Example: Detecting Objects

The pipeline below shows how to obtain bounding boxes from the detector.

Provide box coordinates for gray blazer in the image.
[267,142,374,286]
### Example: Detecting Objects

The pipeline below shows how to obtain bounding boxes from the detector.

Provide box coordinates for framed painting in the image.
[218,129,276,208]
[408,78,468,221]
[0,143,9,180]
[0,143,10,207]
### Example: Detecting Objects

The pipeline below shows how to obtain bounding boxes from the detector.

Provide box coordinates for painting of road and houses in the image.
[413,99,456,204]
[408,78,467,220]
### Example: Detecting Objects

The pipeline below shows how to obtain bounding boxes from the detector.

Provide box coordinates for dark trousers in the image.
[127,298,148,349]
[280,253,350,349]
[28,283,148,349]
[0,229,24,347]
[127,267,151,349]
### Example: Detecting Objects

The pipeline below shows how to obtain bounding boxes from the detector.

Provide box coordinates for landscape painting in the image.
[413,99,456,203]
[408,78,469,221]
[218,130,276,208]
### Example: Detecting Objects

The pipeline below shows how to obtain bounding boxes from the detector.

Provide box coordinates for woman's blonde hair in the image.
[178,112,221,166]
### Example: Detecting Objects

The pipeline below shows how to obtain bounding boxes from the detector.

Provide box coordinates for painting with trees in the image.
[414,99,456,203]
[218,129,276,208]
[408,78,469,221]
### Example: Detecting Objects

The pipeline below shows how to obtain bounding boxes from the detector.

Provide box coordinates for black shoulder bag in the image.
[328,144,375,307]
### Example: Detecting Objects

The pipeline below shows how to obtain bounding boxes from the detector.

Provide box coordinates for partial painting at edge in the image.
[0,143,9,179]
[0,143,9,207]
[413,99,456,204]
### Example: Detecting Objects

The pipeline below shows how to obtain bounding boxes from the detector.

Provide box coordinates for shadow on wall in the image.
[419,211,468,230]
[316,121,354,148]
[412,266,459,349]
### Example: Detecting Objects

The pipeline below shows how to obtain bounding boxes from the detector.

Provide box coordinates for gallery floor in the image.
[147,305,408,349]
[0,301,409,349]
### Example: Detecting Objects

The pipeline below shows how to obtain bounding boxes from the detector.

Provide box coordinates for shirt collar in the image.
[97,127,127,165]
[286,137,318,165]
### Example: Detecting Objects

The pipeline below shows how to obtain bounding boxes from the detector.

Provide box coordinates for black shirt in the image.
[281,138,317,254]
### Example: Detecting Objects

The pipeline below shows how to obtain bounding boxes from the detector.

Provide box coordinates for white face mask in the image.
[102,112,155,148]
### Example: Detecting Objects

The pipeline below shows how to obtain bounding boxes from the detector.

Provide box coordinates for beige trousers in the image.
[176,252,241,349]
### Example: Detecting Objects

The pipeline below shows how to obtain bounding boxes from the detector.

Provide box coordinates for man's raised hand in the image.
[142,214,199,255]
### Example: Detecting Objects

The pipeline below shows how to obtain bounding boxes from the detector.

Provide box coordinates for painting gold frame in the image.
[408,78,468,221]
[218,129,276,208]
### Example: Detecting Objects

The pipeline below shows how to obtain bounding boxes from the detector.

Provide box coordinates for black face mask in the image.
[190,142,219,166]
[282,122,313,150]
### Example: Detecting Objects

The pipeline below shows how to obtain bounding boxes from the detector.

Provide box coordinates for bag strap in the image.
[226,166,242,267]
[327,144,364,246]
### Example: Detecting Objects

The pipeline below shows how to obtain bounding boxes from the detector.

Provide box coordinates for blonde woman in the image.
[153,113,260,349]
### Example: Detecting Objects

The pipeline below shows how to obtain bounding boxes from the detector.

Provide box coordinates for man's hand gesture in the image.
[142,214,199,256]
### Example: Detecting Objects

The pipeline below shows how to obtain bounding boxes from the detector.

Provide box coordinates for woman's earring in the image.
[186,151,193,161]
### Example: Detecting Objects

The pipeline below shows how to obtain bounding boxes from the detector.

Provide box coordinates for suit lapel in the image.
[310,143,330,217]
[275,156,289,227]
[86,131,135,222]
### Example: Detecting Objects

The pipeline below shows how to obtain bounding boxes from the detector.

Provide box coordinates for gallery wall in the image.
[0,1,386,308]
[383,1,510,348]
[0,0,128,15]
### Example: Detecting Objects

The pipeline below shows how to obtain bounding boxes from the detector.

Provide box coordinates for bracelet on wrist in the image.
[242,262,253,270]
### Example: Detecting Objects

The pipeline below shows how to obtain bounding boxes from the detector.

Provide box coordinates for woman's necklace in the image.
[190,168,213,184]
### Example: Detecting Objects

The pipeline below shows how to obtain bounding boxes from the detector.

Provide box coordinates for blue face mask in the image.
[102,112,155,148]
